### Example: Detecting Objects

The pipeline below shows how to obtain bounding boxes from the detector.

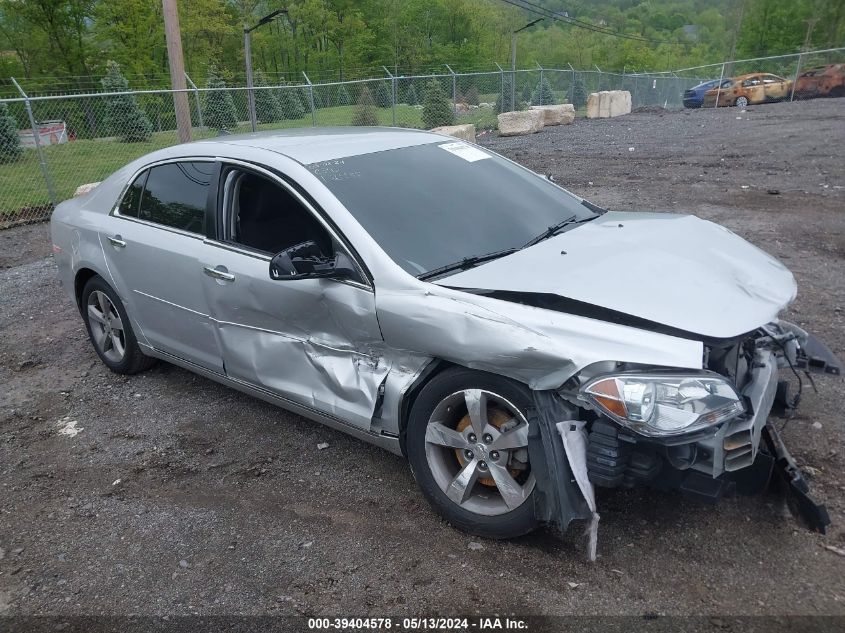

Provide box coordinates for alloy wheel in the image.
[86,290,126,363]
[424,389,534,516]
[736,96,748,108]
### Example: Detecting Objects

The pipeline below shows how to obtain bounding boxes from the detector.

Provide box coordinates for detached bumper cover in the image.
[764,422,831,533]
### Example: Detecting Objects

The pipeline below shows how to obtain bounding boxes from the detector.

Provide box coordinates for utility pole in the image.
[245,9,289,133]
[725,0,746,77]
[511,18,544,111]
[802,18,819,51]
[162,0,191,143]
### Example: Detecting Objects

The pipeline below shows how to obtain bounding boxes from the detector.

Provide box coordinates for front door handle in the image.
[204,265,235,282]
[107,235,126,248]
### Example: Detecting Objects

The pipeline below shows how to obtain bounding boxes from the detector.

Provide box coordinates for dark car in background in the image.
[794,64,845,99]
[682,79,721,108]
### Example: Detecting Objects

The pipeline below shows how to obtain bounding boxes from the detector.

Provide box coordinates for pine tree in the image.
[336,84,352,106]
[422,80,454,128]
[375,81,392,108]
[495,76,515,114]
[403,83,419,106]
[464,85,479,106]
[101,61,152,142]
[531,77,556,106]
[312,88,324,109]
[279,84,306,120]
[352,85,378,126]
[0,101,22,163]
[253,71,283,124]
[521,83,532,103]
[203,66,238,131]
[568,74,587,109]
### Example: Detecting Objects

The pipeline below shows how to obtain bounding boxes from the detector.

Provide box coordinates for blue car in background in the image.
[683,79,721,108]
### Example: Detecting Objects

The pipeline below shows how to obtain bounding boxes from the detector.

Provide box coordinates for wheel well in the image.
[74,268,99,312]
[398,359,456,456]
[396,361,538,456]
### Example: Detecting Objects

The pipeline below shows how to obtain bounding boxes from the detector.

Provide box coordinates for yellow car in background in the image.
[703,72,793,108]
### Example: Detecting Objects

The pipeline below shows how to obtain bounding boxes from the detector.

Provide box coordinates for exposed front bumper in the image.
[694,347,778,478]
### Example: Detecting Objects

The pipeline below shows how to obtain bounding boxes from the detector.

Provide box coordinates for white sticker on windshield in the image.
[438,141,490,162]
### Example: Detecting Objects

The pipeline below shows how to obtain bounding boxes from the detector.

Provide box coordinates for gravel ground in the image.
[1,98,844,620]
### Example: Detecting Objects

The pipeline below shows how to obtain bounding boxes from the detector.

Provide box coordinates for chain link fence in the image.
[2,48,844,229]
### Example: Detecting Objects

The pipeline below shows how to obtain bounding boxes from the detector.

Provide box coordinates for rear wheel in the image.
[406,368,537,539]
[735,96,749,108]
[81,276,156,375]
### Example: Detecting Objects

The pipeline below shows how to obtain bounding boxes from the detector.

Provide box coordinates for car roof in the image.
[190,126,446,164]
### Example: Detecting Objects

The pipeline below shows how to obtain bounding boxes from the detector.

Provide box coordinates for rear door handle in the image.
[107,235,126,248]
[204,266,235,282]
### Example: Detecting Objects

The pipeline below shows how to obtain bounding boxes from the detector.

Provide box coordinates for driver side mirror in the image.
[269,240,357,282]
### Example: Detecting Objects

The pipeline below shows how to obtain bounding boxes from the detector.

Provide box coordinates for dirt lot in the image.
[1,98,844,621]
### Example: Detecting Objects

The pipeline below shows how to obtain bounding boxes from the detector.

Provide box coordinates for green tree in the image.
[336,84,352,106]
[463,85,479,106]
[422,79,453,128]
[403,83,419,106]
[253,71,283,124]
[521,83,532,103]
[203,66,238,131]
[531,77,555,106]
[568,74,588,109]
[352,85,378,126]
[101,60,152,142]
[495,76,516,114]
[375,81,392,108]
[279,84,306,120]
[0,101,22,163]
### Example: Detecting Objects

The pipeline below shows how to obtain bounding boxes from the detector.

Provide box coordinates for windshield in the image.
[306,142,595,276]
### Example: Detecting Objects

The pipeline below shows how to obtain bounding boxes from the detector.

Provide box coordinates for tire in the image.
[406,367,538,539]
[81,275,156,375]
[735,96,749,108]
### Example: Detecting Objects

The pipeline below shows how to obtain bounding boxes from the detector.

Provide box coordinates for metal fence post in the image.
[790,52,804,101]
[184,72,204,129]
[537,63,544,105]
[445,64,457,116]
[714,62,726,108]
[302,71,317,127]
[595,65,602,92]
[494,62,505,111]
[383,66,396,126]
[11,78,56,206]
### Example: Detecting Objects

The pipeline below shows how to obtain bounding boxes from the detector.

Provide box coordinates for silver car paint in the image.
[50,128,793,456]
[440,211,797,339]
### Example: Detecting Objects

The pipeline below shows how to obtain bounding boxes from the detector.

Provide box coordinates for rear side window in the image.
[118,170,148,218]
[138,162,213,234]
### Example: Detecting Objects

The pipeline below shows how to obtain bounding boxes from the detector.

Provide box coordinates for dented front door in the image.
[200,242,387,430]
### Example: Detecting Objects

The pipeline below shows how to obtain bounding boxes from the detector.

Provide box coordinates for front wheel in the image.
[406,368,538,539]
[735,96,749,108]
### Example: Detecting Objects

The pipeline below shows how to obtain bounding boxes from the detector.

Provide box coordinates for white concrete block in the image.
[430,123,477,143]
[497,110,545,136]
[528,104,575,126]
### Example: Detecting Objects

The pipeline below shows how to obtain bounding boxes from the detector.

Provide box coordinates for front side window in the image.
[137,162,213,234]
[224,168,334,257]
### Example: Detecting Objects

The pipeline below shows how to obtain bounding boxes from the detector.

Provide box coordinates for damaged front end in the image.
[529,321,841,552]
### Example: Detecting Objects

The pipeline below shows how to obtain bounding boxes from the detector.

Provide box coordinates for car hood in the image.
[436,211,796,339]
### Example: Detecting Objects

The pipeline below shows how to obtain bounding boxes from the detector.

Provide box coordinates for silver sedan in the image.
[51,128,837,539]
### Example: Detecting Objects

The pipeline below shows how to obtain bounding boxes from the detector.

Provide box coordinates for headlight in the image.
[581,373,744,437]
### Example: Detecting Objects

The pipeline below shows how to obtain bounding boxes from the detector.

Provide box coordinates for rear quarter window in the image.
[138,162,213,234]
[118,170,148,218]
